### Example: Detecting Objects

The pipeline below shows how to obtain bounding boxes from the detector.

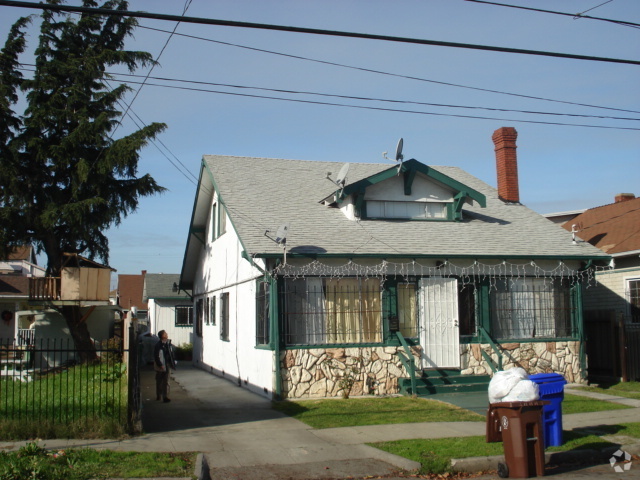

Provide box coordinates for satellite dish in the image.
[274,224,289,245]
[335,163,350,187]
[395,138,404,162]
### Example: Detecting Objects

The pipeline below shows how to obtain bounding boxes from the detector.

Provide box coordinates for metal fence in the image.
[0,332,136,429]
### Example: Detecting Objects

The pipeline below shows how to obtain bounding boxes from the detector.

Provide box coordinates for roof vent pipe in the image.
[492,127,520,204]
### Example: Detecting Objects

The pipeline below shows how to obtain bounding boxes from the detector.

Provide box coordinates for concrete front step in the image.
[399,370,491,396]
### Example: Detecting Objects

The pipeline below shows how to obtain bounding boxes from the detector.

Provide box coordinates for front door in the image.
[419,277,460,369]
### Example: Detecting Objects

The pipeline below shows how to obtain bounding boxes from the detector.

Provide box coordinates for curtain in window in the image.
[325,278,359,343]
[398,283,417,338]
[361,278,382,342]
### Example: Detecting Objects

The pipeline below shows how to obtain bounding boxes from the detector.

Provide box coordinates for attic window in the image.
[366,200,447,220]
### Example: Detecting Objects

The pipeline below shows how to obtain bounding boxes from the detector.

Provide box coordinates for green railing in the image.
[477,326,503,373]
[395,331,417,395]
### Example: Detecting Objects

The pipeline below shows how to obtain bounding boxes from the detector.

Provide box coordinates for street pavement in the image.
[0,364,638,479]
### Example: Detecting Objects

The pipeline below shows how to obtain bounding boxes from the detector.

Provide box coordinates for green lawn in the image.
[562,393,631,414]
[370,427,636,475]
[0,443,197,480]
[272,393,629,429]
[571,381,640,400]
[272,396,484,429]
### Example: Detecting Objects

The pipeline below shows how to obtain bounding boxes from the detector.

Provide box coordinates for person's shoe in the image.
[163,398,171,403]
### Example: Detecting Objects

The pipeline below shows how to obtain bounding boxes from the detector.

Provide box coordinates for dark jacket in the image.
[154,340,176,371]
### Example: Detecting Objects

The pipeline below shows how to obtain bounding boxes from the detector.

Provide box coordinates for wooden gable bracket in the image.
[189,226,206,246]
[453,191,468,221]
[403,168,417,196]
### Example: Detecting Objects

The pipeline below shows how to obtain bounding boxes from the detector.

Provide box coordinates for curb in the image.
[357,444,423,472]
[451,443,640,473]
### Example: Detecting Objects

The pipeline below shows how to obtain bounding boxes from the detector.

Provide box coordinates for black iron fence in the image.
[0,328,138,433]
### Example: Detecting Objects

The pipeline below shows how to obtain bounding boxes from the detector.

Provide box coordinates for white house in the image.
[143,273,193,347]
[180,128,609,400]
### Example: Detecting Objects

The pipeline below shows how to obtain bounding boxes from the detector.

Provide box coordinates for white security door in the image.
[419,277,460,369]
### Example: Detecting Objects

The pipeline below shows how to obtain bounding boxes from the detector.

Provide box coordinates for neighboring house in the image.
[1,245,45,342]
[180,127,609,400]
[561,193,640,323]
[143,273,193,347]
[0,245,46,278]
[117,271,148,326]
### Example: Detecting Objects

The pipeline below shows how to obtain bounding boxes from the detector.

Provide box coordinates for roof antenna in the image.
[326,163,350,196]
[571,223,581,245]
[264,223,289,264]
[383,138,404,175]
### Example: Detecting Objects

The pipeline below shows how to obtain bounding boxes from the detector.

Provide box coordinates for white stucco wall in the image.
[191,202,275,398]
[148,299,193,347]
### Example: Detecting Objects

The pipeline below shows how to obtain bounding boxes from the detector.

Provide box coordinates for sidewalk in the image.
[1,365,638,479]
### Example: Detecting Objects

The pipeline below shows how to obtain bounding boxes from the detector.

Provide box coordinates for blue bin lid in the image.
[529,373,567,384]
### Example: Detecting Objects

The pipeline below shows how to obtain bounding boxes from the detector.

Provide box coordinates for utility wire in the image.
[120,80,640,131]
[459,0,640,28]
[20,65,638,126]
[110,0,191,138]
[575,1,615,18]
[1,0,639,65]
[104,71,640,122]
[137,26,640,115]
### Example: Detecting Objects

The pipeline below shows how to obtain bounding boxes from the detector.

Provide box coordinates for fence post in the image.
[618,313,627,382]
[127,319,140,432]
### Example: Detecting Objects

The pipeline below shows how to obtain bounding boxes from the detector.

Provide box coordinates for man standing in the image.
[153,330,176,403]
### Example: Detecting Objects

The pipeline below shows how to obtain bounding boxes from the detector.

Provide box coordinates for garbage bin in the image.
[529,373,567,448]
[490,401,548,478]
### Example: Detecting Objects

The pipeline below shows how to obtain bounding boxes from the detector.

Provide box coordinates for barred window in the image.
[282,277,382,345]
[397,283,418,338]
[175,306,193,327]
[458,284,478,336]
[256,281,270,345]
[220,292,229,341]
[491,278,573,339]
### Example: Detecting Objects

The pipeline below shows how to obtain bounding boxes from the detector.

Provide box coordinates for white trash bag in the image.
[488,367,537,403]
[502,379,540,402]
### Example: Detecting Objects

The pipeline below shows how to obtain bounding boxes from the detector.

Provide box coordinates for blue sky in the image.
[1,0,638,279]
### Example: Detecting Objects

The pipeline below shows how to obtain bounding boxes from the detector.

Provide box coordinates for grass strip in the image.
[571,381,640,400]
[0,443,196,480]
[272,393,630,429]
[562,393,631,414]
[370,428,631,475]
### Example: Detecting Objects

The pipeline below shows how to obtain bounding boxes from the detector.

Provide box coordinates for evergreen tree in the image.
[0,1,167,361]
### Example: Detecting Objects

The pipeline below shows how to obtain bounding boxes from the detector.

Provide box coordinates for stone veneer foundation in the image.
[280,346,420,399]
[460,341,585,384]
[281,341,585,399]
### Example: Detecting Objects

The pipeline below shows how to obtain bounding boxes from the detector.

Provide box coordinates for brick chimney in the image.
[615,193,635,203]
[492,127,520,204]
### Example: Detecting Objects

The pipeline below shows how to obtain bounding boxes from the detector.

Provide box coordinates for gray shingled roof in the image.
[194,155,607,261]
[143,273,189,300]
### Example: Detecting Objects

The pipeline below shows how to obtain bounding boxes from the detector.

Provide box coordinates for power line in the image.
[20,65,638,125]
[459,0,640,28]
[1,0,639,65]
[120,80,640,131]
[106,71,640,122]
[137,26,640,115]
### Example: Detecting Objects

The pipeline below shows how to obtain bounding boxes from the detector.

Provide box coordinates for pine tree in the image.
[0,1,167,361]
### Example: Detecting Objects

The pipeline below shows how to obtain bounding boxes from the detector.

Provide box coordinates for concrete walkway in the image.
[1,366,639,479]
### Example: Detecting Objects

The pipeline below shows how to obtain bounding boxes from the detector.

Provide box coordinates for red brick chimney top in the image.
[615,193,635,203]
[492,127,520,204]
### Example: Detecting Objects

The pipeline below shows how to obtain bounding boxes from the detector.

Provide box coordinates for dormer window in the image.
[366,200,447,220]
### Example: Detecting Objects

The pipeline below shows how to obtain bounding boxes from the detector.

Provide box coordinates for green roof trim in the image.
[340,159,486,208]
